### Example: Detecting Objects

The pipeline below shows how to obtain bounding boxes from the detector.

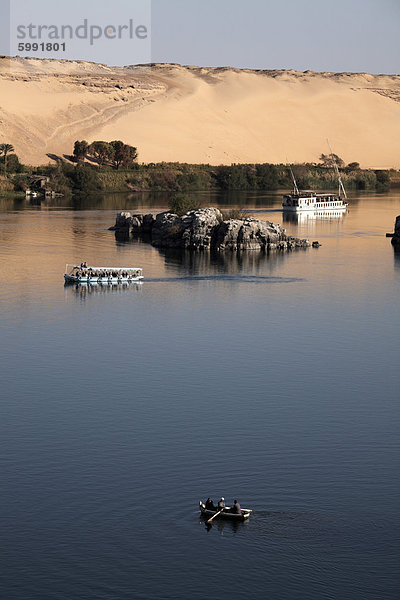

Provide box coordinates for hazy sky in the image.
[2,0,400,73]
[152,0,400,73]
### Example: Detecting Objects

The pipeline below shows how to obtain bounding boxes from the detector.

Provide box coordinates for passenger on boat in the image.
[205,498,216,511]
[217,497,225,511]
[230,499,241,514]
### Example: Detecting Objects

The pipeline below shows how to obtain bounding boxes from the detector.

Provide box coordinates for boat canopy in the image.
[67,264,142,271]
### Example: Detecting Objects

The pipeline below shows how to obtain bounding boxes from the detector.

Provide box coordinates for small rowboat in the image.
[199,501,252,521]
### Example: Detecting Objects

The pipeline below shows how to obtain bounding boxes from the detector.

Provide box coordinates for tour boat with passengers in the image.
[64,263,144,284]
[282,190,348,213]
[283,161,348,213]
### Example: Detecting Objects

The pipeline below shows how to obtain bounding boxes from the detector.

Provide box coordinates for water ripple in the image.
[145,275,304,284]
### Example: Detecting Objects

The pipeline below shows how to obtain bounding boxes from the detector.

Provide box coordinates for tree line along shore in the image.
[0,140,397,197]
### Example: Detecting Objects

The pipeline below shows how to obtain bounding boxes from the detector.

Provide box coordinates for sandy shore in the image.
[1,57,400,167]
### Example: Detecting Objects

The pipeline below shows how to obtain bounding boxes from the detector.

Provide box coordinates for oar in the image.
[206,510,223,524]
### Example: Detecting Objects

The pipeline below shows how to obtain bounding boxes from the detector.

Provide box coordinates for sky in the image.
[1,0,400,73]
[151,0,400,73]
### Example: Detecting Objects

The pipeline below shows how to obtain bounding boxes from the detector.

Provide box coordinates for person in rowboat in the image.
[217,497,225,511]
[205,498,216,511]
[230,499,241,514]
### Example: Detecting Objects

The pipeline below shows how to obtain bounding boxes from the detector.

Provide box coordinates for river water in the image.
[1,191,399,599]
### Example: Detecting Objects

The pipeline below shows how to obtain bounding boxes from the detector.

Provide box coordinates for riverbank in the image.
[5,160,395,197]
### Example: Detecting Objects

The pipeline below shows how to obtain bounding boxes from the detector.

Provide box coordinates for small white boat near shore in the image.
[64,263,143,284]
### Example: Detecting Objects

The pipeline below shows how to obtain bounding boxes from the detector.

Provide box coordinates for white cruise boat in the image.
[282,190,348,212]
[64,263,143,284]
[283,160,348,213]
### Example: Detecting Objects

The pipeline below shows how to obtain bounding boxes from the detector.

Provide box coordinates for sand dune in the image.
[1,57,400,167]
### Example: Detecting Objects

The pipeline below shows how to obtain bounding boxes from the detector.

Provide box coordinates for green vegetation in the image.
[375,169,391,192]
[0,140,399,197]
[73,139,138,170]
[0,153,24,174]
[221,208,248,221]
[0,175,15,192]
[319,153,345,168]
[169,194,202,216]
[73,140,89,162]
[0,143,17,175]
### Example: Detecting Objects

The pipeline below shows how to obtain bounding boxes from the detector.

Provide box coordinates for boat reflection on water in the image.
[200,514,250,534]
[283,210,347,225]
[64,281,143,300]
[283,209,347,237]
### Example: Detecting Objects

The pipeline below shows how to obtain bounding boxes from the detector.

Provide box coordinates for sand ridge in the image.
[1,57,400,167]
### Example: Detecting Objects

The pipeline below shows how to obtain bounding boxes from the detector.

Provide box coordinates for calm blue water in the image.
[1,191,399,599]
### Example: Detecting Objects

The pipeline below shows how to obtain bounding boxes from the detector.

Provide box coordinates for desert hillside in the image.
[1,57,400,167]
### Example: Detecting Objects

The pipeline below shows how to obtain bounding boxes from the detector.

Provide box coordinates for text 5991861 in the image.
[18,43,66,52]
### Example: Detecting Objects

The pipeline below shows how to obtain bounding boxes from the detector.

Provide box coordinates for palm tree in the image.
[0,143,15,175]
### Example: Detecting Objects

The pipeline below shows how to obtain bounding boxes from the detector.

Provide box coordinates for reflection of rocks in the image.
[114,229,131,242]
[391,215,400,250]
[142,213,155,233]
[157,246,288,275]
[110,208,310,251]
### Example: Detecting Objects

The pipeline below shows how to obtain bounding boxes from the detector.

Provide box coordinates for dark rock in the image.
[214,217,285,251]
[109,211,133,231]
[214,219,243,250]
[286,236,311,249]
[391,215,400,250]
[142,213,155,234]
[151,212,186,248]
[181,208,222,249]
[131,214,143,234]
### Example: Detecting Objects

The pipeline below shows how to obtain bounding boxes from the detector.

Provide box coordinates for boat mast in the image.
[327,139,347,199]
[288,165,300,195]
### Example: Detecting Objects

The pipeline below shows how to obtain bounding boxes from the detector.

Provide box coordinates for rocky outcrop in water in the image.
[391,215,400,250]
[110,208,310,251]
[111,211,134,230]
[151,208,222,249]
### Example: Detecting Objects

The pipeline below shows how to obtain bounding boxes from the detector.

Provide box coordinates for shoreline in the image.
[1,161,396,196]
